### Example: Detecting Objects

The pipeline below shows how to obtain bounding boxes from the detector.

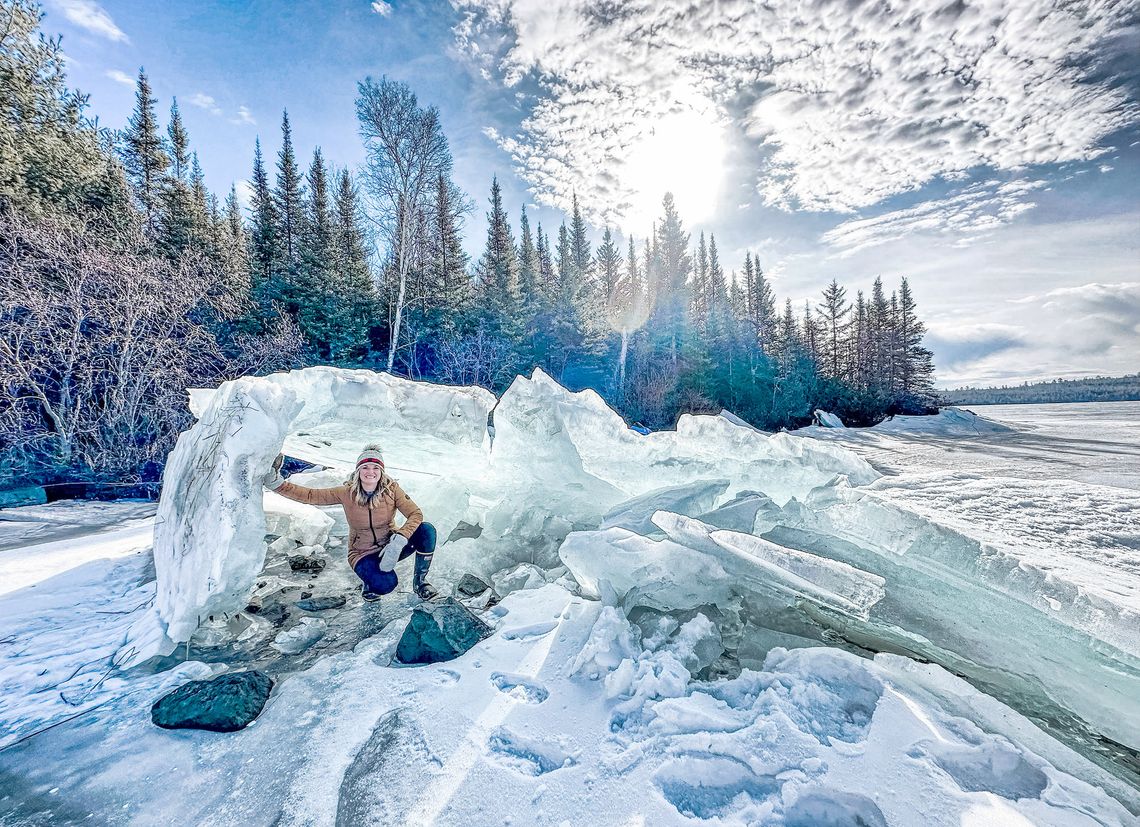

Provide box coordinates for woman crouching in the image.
[262,443,438,603]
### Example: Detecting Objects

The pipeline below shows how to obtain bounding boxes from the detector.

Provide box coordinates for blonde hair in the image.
[344,442,394,507]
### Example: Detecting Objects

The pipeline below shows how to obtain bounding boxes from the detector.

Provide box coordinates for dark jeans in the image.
[352,522,436,595]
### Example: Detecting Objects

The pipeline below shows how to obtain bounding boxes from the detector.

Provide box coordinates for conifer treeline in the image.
[1,0,936,485]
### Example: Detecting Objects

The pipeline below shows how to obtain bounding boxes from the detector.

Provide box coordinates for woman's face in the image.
[358,462,383,489]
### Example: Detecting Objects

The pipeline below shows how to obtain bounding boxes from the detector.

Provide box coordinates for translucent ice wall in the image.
[118,368,495,665]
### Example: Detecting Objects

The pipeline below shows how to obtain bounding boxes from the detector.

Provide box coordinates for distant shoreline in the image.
[945,398,1140,407]
[939,374,1140,406]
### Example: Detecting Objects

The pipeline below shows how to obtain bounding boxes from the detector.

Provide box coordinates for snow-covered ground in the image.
[1,373,1137,825]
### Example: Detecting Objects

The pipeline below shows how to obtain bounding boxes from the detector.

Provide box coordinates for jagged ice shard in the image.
[113,367,1138,803]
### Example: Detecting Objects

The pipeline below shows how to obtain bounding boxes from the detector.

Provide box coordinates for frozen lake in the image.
[807,400,1140,492]
[1,374,1138,825]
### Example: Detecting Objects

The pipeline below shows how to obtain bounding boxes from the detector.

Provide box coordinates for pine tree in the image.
[651,193,692,368]
[273,110,305,279]
[331,168,376,360]
[473,176,521,338]
[518,206,540,312]
[896,277,935,403]
[594,227,622,300]
[120,69,169,236]
[817,279,851,380]
[168,99,189,181]
[692,232,710,335]
[296,147,334,353]
[248,138,278,312]
[428,171,469,326]
[0,0,123,224]
[569,193,593,288]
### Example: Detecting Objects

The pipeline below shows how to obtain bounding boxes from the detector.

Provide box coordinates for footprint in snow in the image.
[654,756,779,820]
[487,726,576,776]
[433,668,461,686]
[490,672,549,703]
[784,788,887,827]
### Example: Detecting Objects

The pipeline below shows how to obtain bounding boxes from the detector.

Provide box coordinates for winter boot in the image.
[412,552,438,600]
[361,584,382,603]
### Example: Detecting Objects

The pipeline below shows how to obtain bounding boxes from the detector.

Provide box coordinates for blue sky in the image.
[47,0,1140,388]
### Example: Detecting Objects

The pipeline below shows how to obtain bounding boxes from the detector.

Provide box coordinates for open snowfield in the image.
[1,371,1137,826]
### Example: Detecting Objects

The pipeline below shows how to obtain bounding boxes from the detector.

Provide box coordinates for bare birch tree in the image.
[355,77,453,373]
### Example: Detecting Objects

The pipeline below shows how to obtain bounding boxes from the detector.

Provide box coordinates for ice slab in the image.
[599,479,729,535]
[118,368,496,665]
[653,511,886,618]
[763,481,1140,754]
[560,512,885,622]
[497,370,880,507]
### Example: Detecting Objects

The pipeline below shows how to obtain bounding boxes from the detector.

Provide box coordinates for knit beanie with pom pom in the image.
[355,443,385,469]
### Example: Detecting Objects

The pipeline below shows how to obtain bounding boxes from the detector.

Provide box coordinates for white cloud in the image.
[230,106,257,126]
[820,179,1046,256]
[371,1,393,16]
[188,93,223,116]
[105,68,134,87]
[51,0,128,43]
[454,0,1137,226]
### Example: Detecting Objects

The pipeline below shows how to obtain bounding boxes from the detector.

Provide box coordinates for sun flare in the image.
[621,105,727,233]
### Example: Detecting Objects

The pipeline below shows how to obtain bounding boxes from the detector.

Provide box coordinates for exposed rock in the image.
[456,573,491,598]
[395,598,493,665]
[300,591,313,600]
[259,603,289,627]
[151,671,273,732]
[297,595,347,612]
[289,555,325,573]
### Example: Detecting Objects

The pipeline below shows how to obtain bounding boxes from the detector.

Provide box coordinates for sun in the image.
[621,103,727,234]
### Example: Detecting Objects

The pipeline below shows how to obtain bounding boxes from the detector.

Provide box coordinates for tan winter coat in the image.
[272,477,424,570]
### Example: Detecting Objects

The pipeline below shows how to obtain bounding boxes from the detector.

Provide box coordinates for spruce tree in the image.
[248,138,278,314]
[651,193,692,369]
[817,279,851,380]
[219,184,251,307]
[692,232,710,335]
[297,147,334,353]
[536,224,557,307]
[155,115,194,258]
[518,206,540,312]
[273,110,305,279]
[331,168,376,360]
[569,193,593,287]
[429,171,469,327]
[120,69,169,236]
[0,0,120,223]
[594,227,622,300]
[167,99,190,182]
[473,177,521,338]
[897,277,935,404]
[869,276,891,398]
